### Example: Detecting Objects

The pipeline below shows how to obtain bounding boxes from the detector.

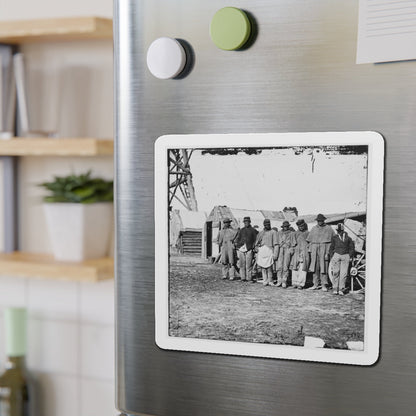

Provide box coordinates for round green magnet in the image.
[210,7,251,51]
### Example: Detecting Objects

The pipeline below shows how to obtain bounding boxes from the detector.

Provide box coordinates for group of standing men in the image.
[217,213,355,295]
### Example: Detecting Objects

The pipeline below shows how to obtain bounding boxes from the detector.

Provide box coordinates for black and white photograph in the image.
[155,132,383,365]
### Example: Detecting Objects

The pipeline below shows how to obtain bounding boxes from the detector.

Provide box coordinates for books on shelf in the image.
[0,44,16,139]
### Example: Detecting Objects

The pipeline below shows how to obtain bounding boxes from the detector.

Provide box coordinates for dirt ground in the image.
[169,256,365,349]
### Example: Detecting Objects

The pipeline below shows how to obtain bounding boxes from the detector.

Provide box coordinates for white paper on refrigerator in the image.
[357,0,416,64]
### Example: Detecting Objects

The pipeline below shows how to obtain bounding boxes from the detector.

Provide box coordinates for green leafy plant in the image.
[39,171,113,204]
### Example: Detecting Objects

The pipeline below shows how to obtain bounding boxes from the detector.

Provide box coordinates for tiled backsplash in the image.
[0,276,116,416]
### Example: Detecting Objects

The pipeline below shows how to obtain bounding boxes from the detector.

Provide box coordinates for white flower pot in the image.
[43,202,113,262]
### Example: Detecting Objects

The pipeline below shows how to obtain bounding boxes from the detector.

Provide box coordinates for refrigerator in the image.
[114,1,416,415]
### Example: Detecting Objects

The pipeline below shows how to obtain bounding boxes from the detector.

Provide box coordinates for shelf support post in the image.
[1,155,18,252]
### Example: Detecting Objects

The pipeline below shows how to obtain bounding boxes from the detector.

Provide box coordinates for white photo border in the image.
[155,132,384,366]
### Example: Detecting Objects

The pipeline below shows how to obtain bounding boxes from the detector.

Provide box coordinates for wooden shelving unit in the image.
[0,17,113,44]
[0,137,114,156]
[0,17,114,282]
[0,252,114,282]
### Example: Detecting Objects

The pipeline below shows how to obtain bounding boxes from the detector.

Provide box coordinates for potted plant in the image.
[39,171,113,262]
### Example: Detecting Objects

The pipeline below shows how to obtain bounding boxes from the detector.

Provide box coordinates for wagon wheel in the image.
[349,252,366,293]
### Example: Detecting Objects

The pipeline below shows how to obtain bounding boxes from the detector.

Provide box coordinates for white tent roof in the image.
[229,208,266,228]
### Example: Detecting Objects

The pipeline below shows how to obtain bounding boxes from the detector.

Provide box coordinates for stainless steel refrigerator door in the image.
[114,1,416,415]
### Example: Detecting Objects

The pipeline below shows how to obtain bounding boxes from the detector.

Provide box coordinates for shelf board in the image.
[0,17,113,44]
[0,252,114,282]
[0,137,113,156]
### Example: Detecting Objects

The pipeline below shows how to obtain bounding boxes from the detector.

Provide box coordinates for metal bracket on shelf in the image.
[0,155,18,252]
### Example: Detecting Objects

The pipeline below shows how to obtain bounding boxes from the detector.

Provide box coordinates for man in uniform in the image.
[275,220,295,288]
[217,217,238,280]
[255,219,279,286]
[329,223,355,295]
[290,219,309,290]
[234,216,258,282]
[307,213,335,291]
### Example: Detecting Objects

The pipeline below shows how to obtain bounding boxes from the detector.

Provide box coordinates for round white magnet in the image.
[146,37,187,80]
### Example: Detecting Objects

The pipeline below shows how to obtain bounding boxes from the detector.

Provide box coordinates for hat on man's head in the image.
[243,216,251,222]
[263,219,271,225]
[315,213,327,221]
[296,219,306,226]
[223,217,232,223]
[281,220,290,228]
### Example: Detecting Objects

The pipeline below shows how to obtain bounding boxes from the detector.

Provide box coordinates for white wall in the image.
[0,1,116,416]
[0,0,112,21]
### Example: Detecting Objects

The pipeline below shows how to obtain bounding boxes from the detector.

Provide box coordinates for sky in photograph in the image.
[173,148,368,217]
